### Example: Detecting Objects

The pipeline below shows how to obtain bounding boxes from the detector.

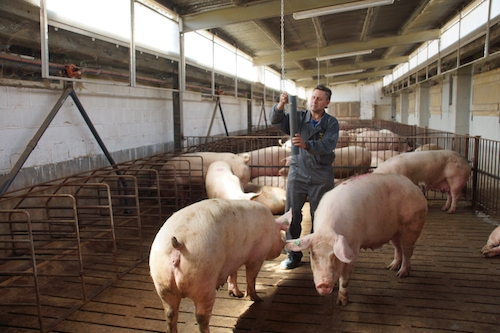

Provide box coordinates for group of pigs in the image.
[150,127,499,333]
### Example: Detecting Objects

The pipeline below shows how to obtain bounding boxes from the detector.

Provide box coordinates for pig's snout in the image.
[316,283,333,295]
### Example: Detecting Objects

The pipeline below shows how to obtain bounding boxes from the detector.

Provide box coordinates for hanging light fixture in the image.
[330,79,360,85]
[293,0,395,20]
[325,69,365,77]
[316,49,374,61]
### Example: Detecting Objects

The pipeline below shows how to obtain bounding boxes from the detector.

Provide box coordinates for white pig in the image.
[149,199,291,333]
[163,152,251,187]
[356,130,410,151]
[481,225,500,258]
[373,150,471,213]
[250,175,288,190]
[415,143,444,151]
[279,146,371,179]
[244,182,286,214]
[205,161,260,200]
[285,173,428,306]
[240,146,291,178]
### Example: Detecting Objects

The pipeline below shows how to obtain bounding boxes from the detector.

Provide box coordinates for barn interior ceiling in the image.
[1,0,498,93]
[156,0,485,88]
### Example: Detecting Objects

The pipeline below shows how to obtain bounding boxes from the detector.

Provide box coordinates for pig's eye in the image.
[310,251,316,259]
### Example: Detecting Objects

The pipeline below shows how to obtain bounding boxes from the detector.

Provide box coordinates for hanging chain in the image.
[280,0,286,92]
[317,37,320,86]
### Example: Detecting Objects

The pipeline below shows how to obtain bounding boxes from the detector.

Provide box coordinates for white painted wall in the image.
[325,80,391,119]
[0,82,270,182]
[2,63,500,191]
[182,92,260,137]
[0,83,174,176]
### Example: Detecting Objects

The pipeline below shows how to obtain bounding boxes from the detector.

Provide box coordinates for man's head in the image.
[310,85,332,112]
[314,85,332,101]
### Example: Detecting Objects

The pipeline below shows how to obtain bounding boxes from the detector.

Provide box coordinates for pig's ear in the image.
[285,234,312,251]
[333,234,355,264]
[247,191,261,200]
[275,208,292,228]
[240,153,250,163]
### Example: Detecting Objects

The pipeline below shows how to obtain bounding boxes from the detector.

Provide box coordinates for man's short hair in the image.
[314,84,332,101]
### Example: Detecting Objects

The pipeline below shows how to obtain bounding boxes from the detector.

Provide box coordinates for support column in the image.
[400,91,409,125]
[417,82,430,128]
[455,65,472,135]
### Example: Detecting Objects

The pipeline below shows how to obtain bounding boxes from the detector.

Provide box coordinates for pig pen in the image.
[2,202,499,333]
[1,120,499,332]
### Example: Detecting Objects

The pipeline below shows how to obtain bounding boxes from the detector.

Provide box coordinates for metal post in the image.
[289,95,299,155]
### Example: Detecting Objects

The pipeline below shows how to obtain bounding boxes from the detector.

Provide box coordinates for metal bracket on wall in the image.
[258,99,268,127]
[206,90,229,138]
[0,81,124,194]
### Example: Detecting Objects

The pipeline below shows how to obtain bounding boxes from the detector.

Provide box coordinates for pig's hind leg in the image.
[442,190,455,213]
[445,177,469,213]
[192,290,216,333]
[387,234,403,272]
[158,291,181,333]
[227,271,244,298]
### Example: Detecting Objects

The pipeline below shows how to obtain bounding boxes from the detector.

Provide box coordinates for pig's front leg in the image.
[481,226,500,258]
[481,240,500,258]
[336,264,354,306]
[481,245,500,257]
[227,272,244,298]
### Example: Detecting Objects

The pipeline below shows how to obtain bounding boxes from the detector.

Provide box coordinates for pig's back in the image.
[373,150,469,182]
[150,199,277,288]
[314,173,427,248]
[158,199,275,251]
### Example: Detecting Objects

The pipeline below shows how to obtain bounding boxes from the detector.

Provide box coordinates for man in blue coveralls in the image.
[270,85,339,269]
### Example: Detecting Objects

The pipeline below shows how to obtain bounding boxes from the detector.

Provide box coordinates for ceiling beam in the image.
[295,69,393,88]
[254,29,440,66]
[181,0,359,32]
[286,56,409,80]
[253,20,305,71]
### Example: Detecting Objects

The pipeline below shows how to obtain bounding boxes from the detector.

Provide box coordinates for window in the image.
[135,2,179,56]
[383,0,493,87]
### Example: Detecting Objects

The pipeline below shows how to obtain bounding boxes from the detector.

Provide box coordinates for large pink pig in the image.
[373,150,471,213]
[240,146,291,178]
[285,173,428,306]
[162,151,251,187]
[205,161,260,200]
[149,199,291,333]
[279,146,371,179]
[250,175,288,190]
[244,182,286,214]
[356,130,410,151]
[481,225,500,258]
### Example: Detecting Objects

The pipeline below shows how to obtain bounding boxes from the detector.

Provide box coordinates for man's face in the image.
[310,89,330,112]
